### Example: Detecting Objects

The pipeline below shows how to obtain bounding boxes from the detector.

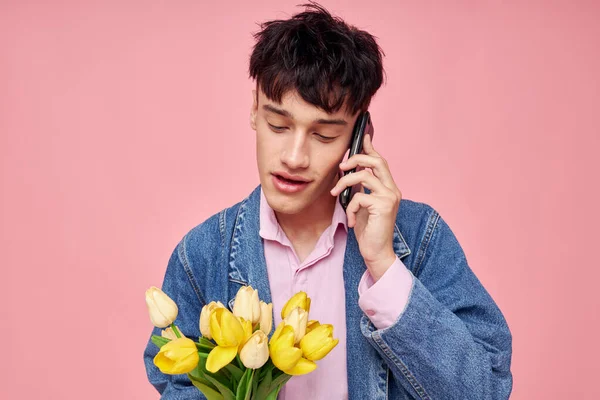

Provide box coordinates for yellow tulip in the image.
[269,323,302,371]
[306,320,320,334]
[283,307,308,344]
[145,286,179,328]
[269,320,286,343]
[199,301,225,339]
[238,317,253,350]
[153,337,199,374]
[281,291,311,319]
[239,331,269,369]
[206,308,246,373]
[300,324,339,361]
[283,356,318,376]
[232,286,261,325]
[161,327,184,340]
[269,322,316,376]
[259,301,273,335]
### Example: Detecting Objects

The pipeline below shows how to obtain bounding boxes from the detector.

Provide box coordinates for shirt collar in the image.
[259,188,348,244]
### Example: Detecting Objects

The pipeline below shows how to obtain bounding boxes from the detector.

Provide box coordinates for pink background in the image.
[1,1,598,398]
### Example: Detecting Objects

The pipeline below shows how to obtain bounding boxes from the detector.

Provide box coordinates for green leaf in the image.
[270,373,292,389]
[196,337,216,353]
[188,367,226,400]
[261,373,292,400]
[151,335,170,348]
[200,336,217,348]
[197,353,234,390]
[236,368,254,400]
[235,354,244,369]
[204,374,236,400]
[224,363,245,383]
[190,378,224,400]
[256,359,273,380]
[264,375,291,400]
[264,390,278,400]
[253,365,273,399]
[188,364,218,390]
[251,372,258,398]
[196,343,216,353]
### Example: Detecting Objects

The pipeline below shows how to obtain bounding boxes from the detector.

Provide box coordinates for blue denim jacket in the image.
[143,185,513,399]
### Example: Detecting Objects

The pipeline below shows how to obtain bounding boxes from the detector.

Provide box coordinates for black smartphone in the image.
[339,111,374,210]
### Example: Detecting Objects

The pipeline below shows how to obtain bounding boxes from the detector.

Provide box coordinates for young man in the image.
[144,3,513,399]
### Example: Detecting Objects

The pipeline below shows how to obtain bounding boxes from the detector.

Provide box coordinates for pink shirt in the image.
[259,189,414,400]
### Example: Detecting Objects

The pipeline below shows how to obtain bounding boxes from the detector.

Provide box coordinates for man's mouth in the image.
[271,173,311,193]
[275,174,305,184]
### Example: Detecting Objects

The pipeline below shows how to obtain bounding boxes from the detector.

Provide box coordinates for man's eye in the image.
[314,133,335,141]
[268,123,286,132]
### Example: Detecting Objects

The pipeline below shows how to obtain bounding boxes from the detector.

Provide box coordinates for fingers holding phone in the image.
[330,115,402,277]
[340,134,400,197]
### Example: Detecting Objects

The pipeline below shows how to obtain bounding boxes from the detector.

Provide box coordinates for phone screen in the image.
[339,111,374,210]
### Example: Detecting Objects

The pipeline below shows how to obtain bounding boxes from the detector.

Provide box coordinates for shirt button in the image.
[365,310,376,317]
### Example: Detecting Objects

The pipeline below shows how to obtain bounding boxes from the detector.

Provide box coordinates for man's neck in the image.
[274,193,337,262]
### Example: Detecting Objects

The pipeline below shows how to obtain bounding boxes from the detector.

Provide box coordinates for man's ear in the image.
[250,89,257,130]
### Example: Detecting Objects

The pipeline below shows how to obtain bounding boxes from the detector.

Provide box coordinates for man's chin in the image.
[261,184,308,213]
[265,193,307,215]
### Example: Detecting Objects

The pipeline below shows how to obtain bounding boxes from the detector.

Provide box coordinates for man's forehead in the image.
[257,88,357,120]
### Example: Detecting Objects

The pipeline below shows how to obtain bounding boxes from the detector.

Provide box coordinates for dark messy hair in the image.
[249,1,385,115]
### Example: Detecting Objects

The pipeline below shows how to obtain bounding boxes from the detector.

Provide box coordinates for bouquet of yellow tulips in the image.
[145,285,339,399]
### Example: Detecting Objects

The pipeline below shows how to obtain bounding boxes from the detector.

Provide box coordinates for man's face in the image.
[250,87,360,215]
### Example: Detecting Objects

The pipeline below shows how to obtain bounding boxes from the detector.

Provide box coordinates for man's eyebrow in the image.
[262,104,348,126]
[263,104,292,118]
[315,117,348,126]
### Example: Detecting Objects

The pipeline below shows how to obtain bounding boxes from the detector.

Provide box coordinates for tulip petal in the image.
[169,352,200,374]
[239,331,269,369]
[238,318,253,351]
[161,327,179,341]
[305,320,320,334]
[271,346,302,371]
[281,292,309,319]
[154,352,174,372]
[145,287,179,328]
[306,338,339,361]
[259,302,273,335]
[222,310,245,346]
[251,289,261,324]
[206,345,238,373]
[284,357,317,376]
[240,317,253,340]
[270,322,286,344]
[270,325,295,353]
[300,324,339,361]
[284,308,308,344]
[200,301,225,340]
[210,309,224,344]
[153,338,199,375]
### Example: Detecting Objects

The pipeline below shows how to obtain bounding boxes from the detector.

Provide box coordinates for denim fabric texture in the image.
[143,185,513,399]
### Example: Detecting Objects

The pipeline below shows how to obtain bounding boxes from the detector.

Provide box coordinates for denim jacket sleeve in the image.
[143,239,207,400]
[360,211,513,399]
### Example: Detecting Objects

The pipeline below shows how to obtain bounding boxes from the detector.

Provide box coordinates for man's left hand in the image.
[330,134,402,281]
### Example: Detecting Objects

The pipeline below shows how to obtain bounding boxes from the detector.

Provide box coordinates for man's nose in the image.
[280,133,309,170]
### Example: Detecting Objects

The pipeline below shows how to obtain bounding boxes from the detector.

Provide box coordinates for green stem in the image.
[171,323,182,338]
